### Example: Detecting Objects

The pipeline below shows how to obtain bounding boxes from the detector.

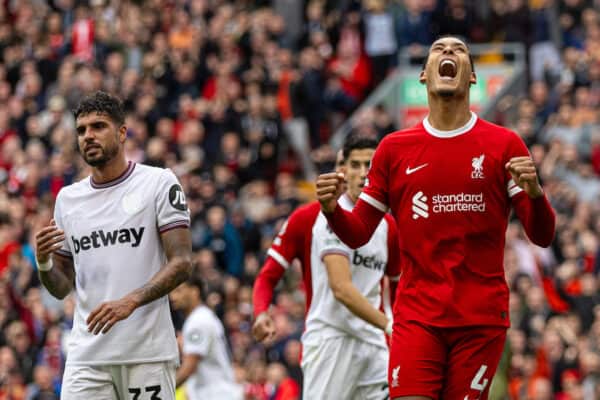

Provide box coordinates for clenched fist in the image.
[505,156,543,198]
[316,172,345,214]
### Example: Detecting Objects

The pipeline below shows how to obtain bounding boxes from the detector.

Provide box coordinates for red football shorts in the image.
[388,315,506,400]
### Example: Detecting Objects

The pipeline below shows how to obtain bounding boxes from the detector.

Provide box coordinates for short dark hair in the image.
[74,91,125,126]
[421,35,475,73]
[183,275,208,301]
[342,134,379,161]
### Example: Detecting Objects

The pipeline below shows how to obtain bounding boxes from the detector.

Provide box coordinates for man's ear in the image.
[469,72,477,86]
[419,70,426,85]
[119,125,127,143]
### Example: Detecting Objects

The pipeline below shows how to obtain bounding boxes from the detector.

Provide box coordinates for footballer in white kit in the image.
[253,136,400,399]
[170,278,243,400]
[34,92,192,400]
[300,193,395,400]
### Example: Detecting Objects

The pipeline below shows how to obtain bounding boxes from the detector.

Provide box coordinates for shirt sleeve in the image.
[182,316,214,357]
[506,131,556,247]
[53,193,72,258]
[359,138,390,212]
[155,169,191,233]
[252,257,286,317]
[316,217,352,261]
[266,209,304,270]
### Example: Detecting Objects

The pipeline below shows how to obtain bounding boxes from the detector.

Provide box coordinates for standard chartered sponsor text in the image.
[432,192,486,213]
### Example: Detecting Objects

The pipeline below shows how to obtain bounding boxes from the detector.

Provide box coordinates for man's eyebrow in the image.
[432,40,467,48]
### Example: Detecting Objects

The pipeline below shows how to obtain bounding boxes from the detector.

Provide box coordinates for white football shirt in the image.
[54,162,190,365]
[301,194,389,349]
[182,305,241,400]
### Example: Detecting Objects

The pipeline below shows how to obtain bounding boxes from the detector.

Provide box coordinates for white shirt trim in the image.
[267,248,291,269]
[339,193,356,210]
[320,249,351,261]
[423,111,477,138]
[359,192,388,212]
[507,178,524,198]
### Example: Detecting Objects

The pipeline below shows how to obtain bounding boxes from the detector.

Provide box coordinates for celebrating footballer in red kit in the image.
[316,36,556,400]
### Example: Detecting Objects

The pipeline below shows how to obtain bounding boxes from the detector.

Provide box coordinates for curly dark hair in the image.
[73,91,125,126]
[342,134,379,161]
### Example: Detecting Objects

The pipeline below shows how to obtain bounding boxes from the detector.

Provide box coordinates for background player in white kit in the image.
[252,135,400,399]
[169,276,243,399]
[34,91,192,400]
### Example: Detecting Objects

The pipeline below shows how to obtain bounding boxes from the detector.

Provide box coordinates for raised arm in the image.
[506,156,556,247]
[86,227,192,335]
[316,138,390,249]
[35,220,75,300]
[316,173,386,249]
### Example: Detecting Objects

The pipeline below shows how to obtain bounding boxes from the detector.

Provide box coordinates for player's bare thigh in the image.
[393,396,432,400]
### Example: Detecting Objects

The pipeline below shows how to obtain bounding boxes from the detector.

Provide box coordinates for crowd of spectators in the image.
[0,0,600,399]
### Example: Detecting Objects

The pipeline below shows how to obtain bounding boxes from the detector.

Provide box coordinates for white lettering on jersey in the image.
[412,191,486,219]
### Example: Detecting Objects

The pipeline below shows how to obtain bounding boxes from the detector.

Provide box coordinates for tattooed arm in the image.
[86,227,192,334]
[127,227,193,306]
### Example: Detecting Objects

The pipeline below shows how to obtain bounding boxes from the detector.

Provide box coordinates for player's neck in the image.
[90,156,129,184]
[426,97,472,131]
[345,191,358,204]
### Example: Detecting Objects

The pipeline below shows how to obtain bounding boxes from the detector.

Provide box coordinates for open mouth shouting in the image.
[438,59,457,81]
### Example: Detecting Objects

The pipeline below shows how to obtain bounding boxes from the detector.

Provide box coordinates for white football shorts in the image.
[61,361,176,400]
[301,335,389,400]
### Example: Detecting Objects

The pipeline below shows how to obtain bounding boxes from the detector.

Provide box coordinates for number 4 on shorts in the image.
[470,364,488,392]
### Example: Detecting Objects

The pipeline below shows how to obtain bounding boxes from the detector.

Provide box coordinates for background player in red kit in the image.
[316,36,556,400]
[252,136,400,399]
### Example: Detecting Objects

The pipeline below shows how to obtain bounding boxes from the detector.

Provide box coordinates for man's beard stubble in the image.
[82,143,119,167]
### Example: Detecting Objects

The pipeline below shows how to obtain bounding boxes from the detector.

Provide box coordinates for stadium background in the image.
[0,0,598,399]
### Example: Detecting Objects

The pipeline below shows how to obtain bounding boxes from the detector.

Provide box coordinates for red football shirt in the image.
[348,113,555,328]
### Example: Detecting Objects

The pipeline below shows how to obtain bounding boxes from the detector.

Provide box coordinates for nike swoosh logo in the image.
[405,163,428,175]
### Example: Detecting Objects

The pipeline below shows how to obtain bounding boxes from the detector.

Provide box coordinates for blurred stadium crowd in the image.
[0,0,599,399]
